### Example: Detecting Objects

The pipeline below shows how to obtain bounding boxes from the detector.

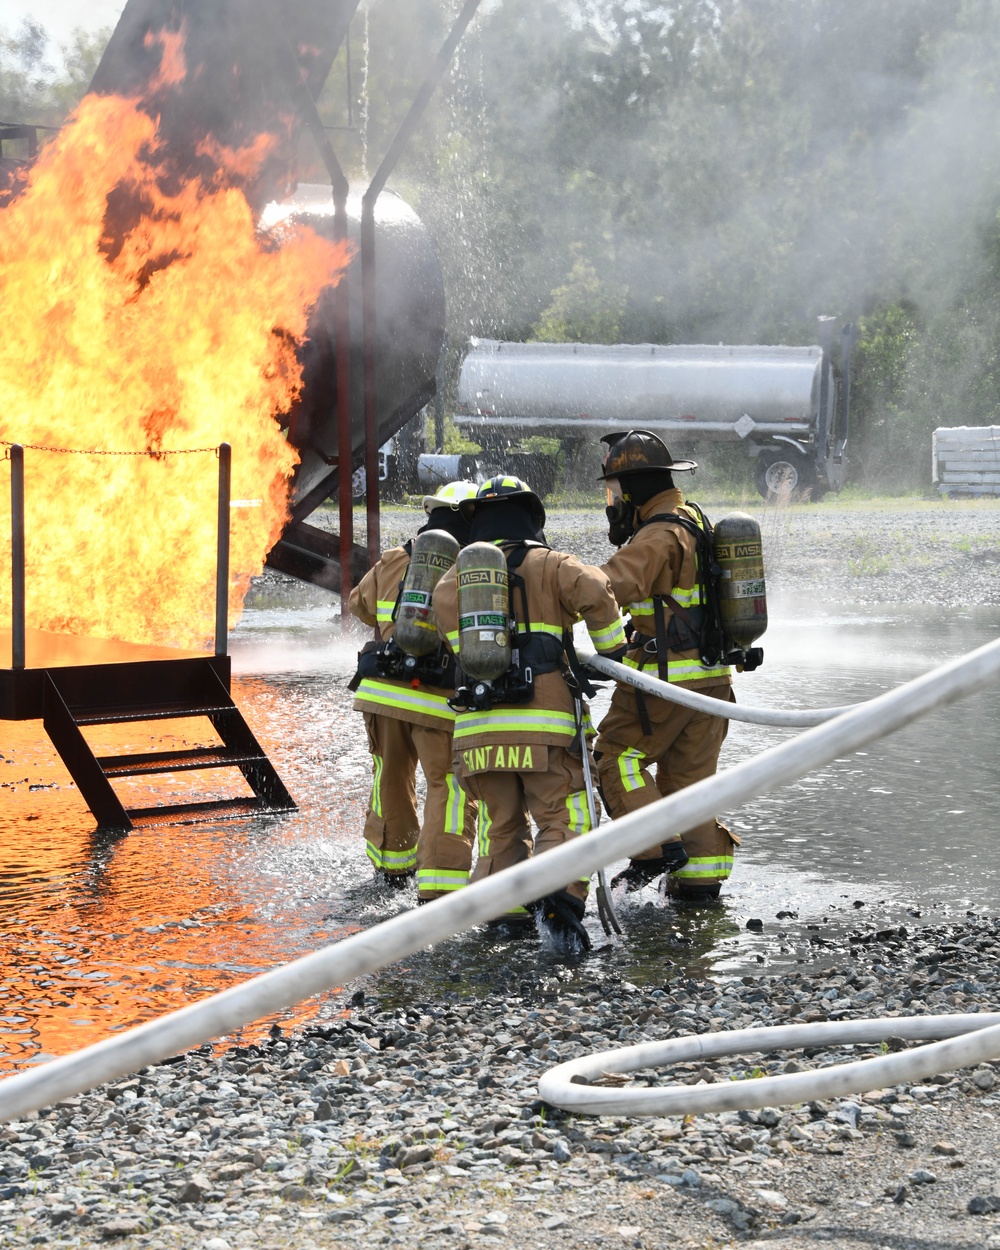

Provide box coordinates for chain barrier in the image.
[0,439,219,457]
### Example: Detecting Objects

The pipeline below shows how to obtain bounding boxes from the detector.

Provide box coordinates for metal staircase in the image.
[40,656,296,831]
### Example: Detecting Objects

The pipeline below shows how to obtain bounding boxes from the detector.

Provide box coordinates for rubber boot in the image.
[612,841,689,892]
[531,891,592,952]
[484,914,536,939]
[666,879,722,907]
[380,870,415,891]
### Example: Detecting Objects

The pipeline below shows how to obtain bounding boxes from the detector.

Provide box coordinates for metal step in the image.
[127,797,286,829]
[74,702,235,726]
[96,747,266,778]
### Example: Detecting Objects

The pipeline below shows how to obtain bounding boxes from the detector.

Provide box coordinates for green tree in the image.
[531,250,627,342]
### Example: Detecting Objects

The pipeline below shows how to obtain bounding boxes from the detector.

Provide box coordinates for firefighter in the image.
[592,430,738,904]
[348,481,478,900]
[431,475,627,947]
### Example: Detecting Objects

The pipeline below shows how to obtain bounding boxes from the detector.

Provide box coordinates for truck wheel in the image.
[755,450,816,502]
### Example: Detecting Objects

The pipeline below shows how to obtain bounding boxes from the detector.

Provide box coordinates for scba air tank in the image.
[455,542,511,681]
[714,512,767,657]
[394,529,460,657]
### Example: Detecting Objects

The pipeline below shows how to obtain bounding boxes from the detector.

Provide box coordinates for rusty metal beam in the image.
[361,0,484,566]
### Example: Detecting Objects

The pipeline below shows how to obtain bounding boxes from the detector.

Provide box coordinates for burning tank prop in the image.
[0,0,478,830]
[90,0,455,596]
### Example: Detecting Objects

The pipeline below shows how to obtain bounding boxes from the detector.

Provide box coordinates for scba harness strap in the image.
[636,502,726,670]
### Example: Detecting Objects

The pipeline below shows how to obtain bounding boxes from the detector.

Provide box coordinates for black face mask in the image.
[606,499,637,547]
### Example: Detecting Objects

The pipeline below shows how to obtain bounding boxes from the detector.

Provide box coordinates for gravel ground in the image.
[360,494,1000,610]
[6,497,1000,1250]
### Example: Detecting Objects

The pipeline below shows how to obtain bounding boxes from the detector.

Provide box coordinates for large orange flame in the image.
[0,89,348,649]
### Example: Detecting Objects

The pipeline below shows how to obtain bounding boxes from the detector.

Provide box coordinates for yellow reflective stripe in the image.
[365,842,417,871]
[617,747,647,794]
[675,855,734,880]
[356,679,456,720]
[670,585,701,607]
[590,618,627,650]
[565,789,591,836]
[630,587,702,617]
[453,709,577,739]
[383,846,418,870]
[477,803,493,859]
[444,772,466,835]
[370,753,384,817]
[566,789,593,886]
[446,629,460,650]
[375,599,397,623]
[623,656,731,682]
[522,621,564,638]
[417,869,469,891]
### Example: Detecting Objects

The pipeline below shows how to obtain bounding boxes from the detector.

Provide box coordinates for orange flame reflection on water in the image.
[0,91,349,648]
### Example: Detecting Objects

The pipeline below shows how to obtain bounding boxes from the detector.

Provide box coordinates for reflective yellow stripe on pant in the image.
[416,773,472,895]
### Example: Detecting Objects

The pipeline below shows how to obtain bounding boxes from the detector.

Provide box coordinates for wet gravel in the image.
[6,497,1000,1250]
[7,918,1000,1250]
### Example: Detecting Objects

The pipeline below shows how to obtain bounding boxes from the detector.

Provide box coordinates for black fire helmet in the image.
[598,429,697,479]
[457,474,546,528]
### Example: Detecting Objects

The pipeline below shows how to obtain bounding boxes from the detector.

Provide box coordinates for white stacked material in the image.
[932,425,1000,495]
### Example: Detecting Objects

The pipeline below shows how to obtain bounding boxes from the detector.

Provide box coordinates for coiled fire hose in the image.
[0,636,999,1121]
[538,1014,1000,1117]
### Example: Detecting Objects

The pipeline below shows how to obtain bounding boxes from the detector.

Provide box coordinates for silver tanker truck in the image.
[452,329,853,500]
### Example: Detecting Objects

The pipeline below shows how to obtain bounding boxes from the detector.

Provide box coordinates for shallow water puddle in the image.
[1,596,998,1070]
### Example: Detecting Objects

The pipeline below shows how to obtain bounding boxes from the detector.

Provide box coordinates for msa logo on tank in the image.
[713,512,768,665]
[455,543,511,681]
[715,541,763,560]
[394,529,460,657]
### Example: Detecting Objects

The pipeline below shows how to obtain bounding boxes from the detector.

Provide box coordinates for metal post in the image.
[361,203,380,566]
[361,0,484,566]
[816,315,836,464]
[434,333,449,451]
[332,180,354,623]
[215,443,231,658]
[262,6,358,619]
[10,444,25,669]
[837,321,855,457]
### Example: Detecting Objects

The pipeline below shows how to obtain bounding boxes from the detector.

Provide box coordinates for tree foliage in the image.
[7,3,1000,489]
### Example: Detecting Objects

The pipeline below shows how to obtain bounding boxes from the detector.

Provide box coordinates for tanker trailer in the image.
[88,0,446,590]
[453,334,853,501]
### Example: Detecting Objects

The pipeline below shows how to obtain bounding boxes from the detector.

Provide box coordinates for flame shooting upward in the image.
[0,87,348,649]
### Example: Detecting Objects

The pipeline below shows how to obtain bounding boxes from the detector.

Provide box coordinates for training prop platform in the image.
[1,628,296,831]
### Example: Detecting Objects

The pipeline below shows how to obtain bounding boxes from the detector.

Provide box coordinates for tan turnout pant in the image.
[457,744,594,915]
[362,712,475,898]
[594,686,738,892]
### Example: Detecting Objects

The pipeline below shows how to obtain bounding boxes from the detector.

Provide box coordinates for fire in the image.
[144,28,187,92]
[0,88,349,649]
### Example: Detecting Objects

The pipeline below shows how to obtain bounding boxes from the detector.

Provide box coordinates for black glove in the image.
[582,646,627,682]
[611,841,690,892]
[660,839,690,873]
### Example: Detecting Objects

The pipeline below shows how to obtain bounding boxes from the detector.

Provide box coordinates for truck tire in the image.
[755,449,816,502]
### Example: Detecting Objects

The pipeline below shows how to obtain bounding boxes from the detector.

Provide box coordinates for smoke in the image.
[396,0,1000,352]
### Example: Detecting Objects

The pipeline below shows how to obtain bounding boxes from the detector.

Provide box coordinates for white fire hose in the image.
[1,636,999,1121]
[581,646,857,726]
[538,1014,1000,1117]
